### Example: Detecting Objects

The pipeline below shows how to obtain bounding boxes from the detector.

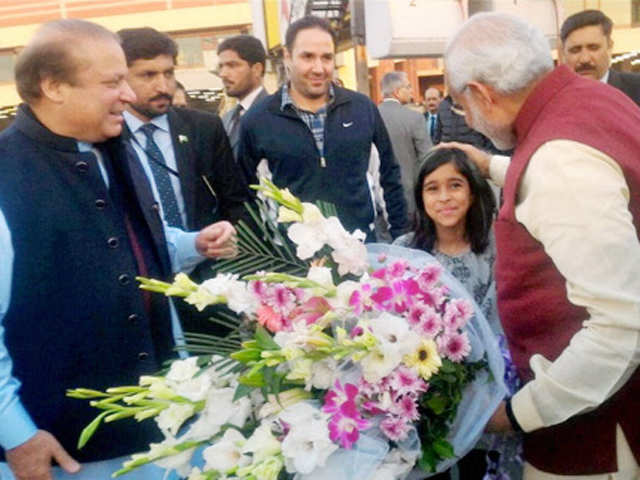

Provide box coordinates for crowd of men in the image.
[0,7,638,480]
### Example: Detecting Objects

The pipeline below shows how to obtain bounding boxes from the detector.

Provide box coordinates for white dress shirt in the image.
[489,141,640,433]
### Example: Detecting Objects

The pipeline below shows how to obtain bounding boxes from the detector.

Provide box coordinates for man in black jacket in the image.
[118,27,253,335]
[239,16,407,240]
[0,19,234,480]
[560,9,640,106]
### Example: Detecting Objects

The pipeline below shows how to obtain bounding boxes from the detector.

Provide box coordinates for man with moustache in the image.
[561,9,640,106]
[423,87,442,143]
[443,12,639,480]
[118,27,251,336]
[118,27,249,232]
[217,35,269,160]
[0,19,235,480]
[238,16,407,241]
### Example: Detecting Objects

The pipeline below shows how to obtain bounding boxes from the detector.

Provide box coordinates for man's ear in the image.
[251,61,264,79]
[467,81,496,109]
[39,77,67,104]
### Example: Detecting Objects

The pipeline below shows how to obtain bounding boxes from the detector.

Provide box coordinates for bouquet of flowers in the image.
[68,180,506,479]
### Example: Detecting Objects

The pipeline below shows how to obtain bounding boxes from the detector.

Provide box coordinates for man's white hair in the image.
[381,71,408,97]
[445,12,554,95]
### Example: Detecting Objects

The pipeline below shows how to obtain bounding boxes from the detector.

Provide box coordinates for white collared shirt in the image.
[489,143,640,433]
[239,86,265,113]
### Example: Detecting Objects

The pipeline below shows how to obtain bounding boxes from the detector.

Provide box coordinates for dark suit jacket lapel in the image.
[168,108,198,230]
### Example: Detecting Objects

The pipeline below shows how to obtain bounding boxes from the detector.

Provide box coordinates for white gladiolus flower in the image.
[198,275,256,315]
[287,222,326,259]
[306,266,334,288]
[300,203,324,223]
[361,313,419,383]
[172,374,212,403]
[166,357,199,383]
[202,429,249,472]
[156,403,195,437]
[183,388,251,442]
[242,423,282,463]
[281,415,337,474]
[277,206,303,223]
[278,403,337,473]
[309,357,338,390]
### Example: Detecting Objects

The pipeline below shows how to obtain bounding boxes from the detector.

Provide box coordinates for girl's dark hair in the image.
[410,148,496,254]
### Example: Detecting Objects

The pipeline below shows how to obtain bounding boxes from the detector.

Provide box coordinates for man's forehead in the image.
[564,24,609,45]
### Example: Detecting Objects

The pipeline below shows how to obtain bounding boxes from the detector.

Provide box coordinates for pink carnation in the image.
[380,415,411,442]
[437,331,471,362]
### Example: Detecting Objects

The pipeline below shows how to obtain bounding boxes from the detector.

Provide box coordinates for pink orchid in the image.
[327,401,371,449]
[323,380,359,414]
[370,286,393,311]
[349,283,374,315]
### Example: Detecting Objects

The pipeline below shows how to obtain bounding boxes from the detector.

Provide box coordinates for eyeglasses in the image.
[450,102,465,117]
[450,85,468,116]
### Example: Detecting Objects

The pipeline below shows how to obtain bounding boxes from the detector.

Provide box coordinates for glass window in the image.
[175,37,204,67]
[0,53,14,83]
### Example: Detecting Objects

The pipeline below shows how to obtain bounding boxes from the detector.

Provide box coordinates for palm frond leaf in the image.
[212,201,308,277]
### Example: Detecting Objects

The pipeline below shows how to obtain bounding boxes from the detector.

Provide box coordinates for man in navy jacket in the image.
[239,16,407,240]
[0,19,235,479]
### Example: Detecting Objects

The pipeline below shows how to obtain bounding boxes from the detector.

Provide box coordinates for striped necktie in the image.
[139,123,184,229]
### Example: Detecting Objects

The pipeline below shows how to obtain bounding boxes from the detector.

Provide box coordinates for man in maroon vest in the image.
[441,12,640,480]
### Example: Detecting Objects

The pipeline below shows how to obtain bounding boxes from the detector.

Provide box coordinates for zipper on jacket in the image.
[320,156,326,168]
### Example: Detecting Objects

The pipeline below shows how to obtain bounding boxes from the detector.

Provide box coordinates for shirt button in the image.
[95,199,107,209]
[107,237,119,248]
[128,314,139,324]
[151,203,160,212]
[138,352,149,361]
[75,161,89,173]
[118,274,130,285]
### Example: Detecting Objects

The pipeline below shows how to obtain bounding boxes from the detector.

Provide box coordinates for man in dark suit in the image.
[0,19,234,479]
[423,87,442,144]
[561,9,640,106]
[217,35,269,160]
[118,27,251,335]
[118,27,250,231]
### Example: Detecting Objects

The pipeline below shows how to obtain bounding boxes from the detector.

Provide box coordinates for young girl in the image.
[394,147,521,480]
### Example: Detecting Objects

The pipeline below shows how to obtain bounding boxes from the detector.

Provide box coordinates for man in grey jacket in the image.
[378,71,431,219]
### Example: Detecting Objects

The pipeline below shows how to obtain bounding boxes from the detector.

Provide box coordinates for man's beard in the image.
[130,94,172,119]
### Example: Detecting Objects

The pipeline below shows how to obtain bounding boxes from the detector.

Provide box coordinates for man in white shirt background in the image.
[443,12,640,480]
[217,35,269,160]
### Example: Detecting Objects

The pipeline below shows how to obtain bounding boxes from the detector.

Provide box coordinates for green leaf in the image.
[418,446,438,472]
[433,439,455,459]
[231,348,262,363]
[233,383,254,402]
[77,411,110,449]
[254,325,280,351]
[426,395,449,415]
